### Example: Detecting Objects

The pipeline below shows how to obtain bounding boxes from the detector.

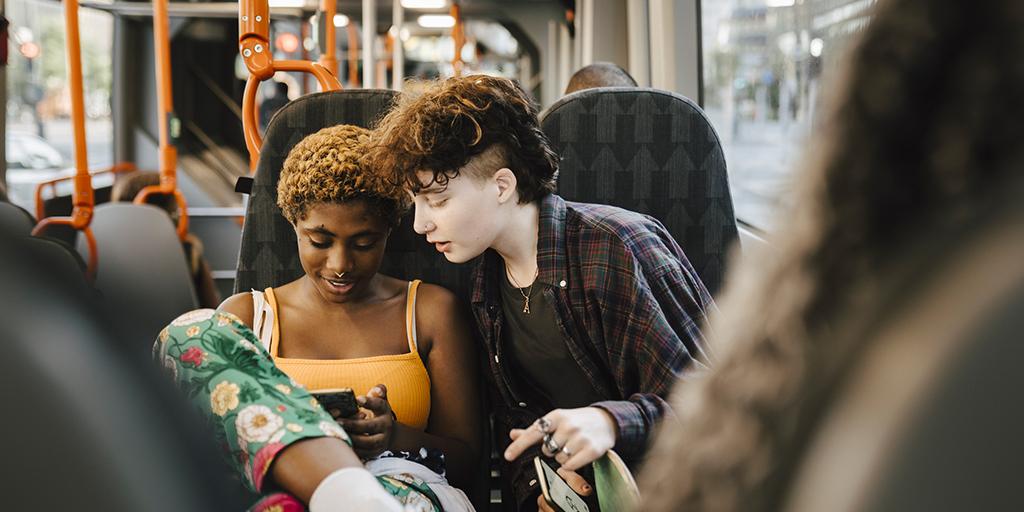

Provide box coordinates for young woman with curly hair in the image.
[158,125,479,511]
[367,75,715,511]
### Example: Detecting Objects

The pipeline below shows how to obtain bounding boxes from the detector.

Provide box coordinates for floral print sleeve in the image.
[153,309,442,512]
[154,309,349,494]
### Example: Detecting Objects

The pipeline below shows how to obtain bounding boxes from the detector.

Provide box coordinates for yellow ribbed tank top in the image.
[266,280,431,431]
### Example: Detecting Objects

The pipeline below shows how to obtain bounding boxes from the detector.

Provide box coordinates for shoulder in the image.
[413,282,468,348]
[414,282,461,317]
[565,201,676,274]
[218,291,256,330]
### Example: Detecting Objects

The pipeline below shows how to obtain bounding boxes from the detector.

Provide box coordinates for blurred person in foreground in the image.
[639,0,1024,510]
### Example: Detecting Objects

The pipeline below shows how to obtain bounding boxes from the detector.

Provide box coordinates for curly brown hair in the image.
[365,75,557,203]
[277,124,407,225]
[639,0,1024,510]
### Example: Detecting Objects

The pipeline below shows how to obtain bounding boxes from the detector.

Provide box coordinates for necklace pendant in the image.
[522,297,531,314]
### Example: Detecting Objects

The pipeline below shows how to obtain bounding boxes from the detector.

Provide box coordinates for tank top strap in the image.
[405,280,422,353]
[250,288,276,354]
[262,287,282,356]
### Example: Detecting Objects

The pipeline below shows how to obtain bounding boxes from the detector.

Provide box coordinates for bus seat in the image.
[540,87,738,296]
[594,449,640,511]
[78,202,198,345]
[0,201,36,235]
[234,89,474,301]
[0,229,245,510]
[781,191,1024,512]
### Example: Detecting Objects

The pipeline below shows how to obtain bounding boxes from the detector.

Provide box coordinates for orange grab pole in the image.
[239,0,341,170]
[34,162,137,220]
[319,0,338,76]
[33,0,97,279]
[451,3,465,77]
[136,0,189,241]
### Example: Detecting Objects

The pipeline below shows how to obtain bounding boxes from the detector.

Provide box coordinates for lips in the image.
[433,241,451,253]
[322,276,356,294]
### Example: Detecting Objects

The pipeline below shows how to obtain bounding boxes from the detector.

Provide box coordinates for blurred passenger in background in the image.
[564,62,637,95]
[639,0,1024,510]
[259,81,291,131]
[111,171,220,307]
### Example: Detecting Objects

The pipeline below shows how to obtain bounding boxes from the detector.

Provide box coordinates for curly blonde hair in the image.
[277,124,407,225]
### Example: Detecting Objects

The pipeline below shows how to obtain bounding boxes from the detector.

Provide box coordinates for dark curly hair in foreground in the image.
[278,124,407,226]
[365,75,557,204]
[639,0,1024,510]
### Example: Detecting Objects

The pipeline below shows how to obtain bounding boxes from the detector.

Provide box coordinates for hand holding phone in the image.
[311,388,359,419]
[535,457,591,512]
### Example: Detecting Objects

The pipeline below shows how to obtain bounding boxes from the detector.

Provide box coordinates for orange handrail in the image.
[240,0,343,171]
[451,3,465,77]
[318,0,338,76]
[34,162,138,220]
[33,0,97,280]
[135,0,188,241]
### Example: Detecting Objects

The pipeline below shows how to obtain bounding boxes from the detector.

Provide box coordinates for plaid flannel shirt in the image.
[470,194,715,509]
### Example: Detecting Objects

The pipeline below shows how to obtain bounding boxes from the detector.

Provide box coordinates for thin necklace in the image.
[506,265,539,314]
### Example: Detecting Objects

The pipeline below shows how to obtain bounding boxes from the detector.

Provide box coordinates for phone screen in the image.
[535,457,590,512]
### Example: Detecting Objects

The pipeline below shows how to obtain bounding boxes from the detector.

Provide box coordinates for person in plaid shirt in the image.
[369,75,715,510]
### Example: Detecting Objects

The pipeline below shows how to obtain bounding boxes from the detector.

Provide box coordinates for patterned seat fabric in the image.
[234,90,474,302]
[541,87,738,296]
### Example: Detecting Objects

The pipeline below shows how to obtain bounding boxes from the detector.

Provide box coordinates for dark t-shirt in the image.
[499,272,604,409]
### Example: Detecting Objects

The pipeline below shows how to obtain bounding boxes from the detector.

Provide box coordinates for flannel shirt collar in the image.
[470,194,569,306]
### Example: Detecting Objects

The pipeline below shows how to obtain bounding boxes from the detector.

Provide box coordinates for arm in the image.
[339,285,481,490]
[589,232,714,459]
[217,291,256,331]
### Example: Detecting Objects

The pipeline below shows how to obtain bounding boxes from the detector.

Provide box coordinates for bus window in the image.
[701,0,875,231]
[4,0,115,210]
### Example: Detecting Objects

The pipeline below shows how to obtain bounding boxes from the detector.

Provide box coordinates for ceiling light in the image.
[334,14,349,27]
[402,0,447,9]
[268,0,306,8]
[417,15,455,28]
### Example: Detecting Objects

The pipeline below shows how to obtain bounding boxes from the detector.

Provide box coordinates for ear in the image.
[493,168,518,204]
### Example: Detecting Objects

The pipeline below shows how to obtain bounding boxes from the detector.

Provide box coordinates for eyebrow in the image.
[304,226,336,237]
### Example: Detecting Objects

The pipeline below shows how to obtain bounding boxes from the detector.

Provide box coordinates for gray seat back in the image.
[0,201,35,235]
[234,90,475,301]
[541,87,738,295]
[78,202,198,343]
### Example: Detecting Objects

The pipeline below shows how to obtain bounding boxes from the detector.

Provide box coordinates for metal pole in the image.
[392,0,403,90]
[0,0,7,189]
[362,0,375,88]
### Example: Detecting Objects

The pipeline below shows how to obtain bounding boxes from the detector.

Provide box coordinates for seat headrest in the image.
[541,87,738,295]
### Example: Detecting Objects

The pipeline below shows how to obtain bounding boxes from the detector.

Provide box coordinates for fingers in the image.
[556,468,593,497]
[504,425,546,461]
[338,416,388,435]
[537,493,555,512]
[559,443,604,472]
[359,394,391,416]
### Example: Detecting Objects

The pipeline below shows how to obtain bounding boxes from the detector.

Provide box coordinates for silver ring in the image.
[561,446,573,457]
[536,417,552,434]
[543,434,561,455]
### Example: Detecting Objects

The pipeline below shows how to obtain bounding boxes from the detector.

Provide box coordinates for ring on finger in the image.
[560,446,573,457]
[535,417,552,434]
[543,434,562,454]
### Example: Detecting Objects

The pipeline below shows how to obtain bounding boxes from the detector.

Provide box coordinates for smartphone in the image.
[535,457,591,512]
[311,388,359,418]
